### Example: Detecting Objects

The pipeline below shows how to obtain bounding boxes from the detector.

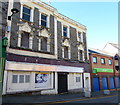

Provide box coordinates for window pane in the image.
[41,37,47,51]
[41,14,47,27]
[63,26,67,37]
[93,57,97,63]
[64,47,68,58]
[78,32,81,41]
[79,50,83,61]
[23,7,31,14]
[63,27,67,31]
[25,75,30,83]
[21,32,29,48]
[101,58,105,64]
[22,14,30,21]
[76,77,80,82]
[63,32,67,37]
[108,59,112,65]
[41,14,47,20]
[12,75,18,83]
[41,21,47,27]
[22,7,31,21]
[19,75,24,83]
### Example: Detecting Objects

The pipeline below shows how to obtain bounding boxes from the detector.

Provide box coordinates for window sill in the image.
[101,63,106,65]
[39,25,50,30]
[10,46,53,55]
[20,18,33,24]
[93,62,97,64]
[62,36,70,39]
[78,60,85,63]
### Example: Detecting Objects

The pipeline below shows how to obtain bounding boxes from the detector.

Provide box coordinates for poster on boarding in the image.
[35,73,50,88]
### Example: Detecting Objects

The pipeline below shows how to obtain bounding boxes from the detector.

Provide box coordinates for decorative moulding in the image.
[39,28,51,38]
[62,39,70,47]
[17,22,32,33]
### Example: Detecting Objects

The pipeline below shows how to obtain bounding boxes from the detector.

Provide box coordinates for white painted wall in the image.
[83,73,91,92]
[103,44,118,55]
[68,73,83,90]
[6,71,54,93]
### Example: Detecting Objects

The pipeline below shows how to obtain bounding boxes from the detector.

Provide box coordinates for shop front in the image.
[91,68,116,92]
[3,61,85,94]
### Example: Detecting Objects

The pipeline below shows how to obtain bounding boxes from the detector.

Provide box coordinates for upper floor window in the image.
[64,46,69,59]
[22,6,31,21]
[101,58,105,64]
[79,50,83,61]
[41,37,47,51]
[108,59,112,65]
[41,14,47,27]
[63,26,67,37]
[21,32,30,49]
[93,57,97,63]
[78,32,83,42]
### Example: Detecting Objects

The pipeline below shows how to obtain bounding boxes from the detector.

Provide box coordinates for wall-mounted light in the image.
[8,8,19,20]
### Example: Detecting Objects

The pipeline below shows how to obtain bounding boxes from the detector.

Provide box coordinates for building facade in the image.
[3,0,90,95]
[89,48,120,92]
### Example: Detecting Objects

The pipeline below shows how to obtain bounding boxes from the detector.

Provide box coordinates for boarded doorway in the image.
[58,72,68,94]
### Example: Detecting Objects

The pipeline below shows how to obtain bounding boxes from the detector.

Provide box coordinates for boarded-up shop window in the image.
[12,75,18,83]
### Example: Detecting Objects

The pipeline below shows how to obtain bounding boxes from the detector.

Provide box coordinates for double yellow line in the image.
[41,94,118,104]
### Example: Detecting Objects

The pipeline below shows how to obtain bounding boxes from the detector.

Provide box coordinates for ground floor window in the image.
[76,77,80,82]
[12,74,30,83]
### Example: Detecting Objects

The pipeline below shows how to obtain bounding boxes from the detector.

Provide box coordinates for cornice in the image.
[26,0,87,30]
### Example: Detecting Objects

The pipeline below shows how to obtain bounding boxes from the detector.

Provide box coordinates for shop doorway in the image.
[102,77,108,90]
[93,77,100,92]
[58,72,68,94]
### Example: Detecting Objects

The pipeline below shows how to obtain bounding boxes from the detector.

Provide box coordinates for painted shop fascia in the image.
[92,68,114,73]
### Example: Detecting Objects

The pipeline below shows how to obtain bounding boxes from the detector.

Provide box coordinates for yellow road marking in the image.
[44,94,118,104]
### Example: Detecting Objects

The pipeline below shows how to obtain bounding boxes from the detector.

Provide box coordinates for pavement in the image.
[1,90,119,105]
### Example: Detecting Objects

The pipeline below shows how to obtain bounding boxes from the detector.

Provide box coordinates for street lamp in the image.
[8,8,19,20]
[0,8,19,95]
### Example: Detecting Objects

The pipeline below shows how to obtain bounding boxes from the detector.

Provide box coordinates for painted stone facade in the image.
[3,0,91,95]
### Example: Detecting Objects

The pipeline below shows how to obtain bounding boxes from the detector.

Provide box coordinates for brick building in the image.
[3,0,90,94]
[103,43,120,90]
[89,48,120,92]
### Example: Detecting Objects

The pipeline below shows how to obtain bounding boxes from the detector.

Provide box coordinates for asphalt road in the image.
[43,94,119,105]
[2,91,119,105]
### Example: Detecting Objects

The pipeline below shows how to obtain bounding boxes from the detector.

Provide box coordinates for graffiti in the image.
[35,74,48,83]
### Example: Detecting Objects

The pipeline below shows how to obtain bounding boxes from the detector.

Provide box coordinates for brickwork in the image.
[91,53,113,70]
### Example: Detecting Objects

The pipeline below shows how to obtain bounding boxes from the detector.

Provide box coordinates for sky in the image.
[42,1,118,50]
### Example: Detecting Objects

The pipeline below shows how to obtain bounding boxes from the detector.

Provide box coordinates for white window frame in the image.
[62,46,71,59]
[76,77,80,82]
[61,23,70,38]
[77,30,83,42]
[20,4,34,22]
[39,12,50,28]
[78,49,84,61]
[12,74,30,84]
